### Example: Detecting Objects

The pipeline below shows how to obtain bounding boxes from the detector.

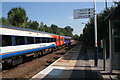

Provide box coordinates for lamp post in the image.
[94,0,98,66]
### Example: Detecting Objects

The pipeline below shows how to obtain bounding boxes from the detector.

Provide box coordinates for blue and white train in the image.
[0,24,71,65]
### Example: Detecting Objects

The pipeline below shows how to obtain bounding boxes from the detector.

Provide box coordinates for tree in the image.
[81,5,117,57]
[7,7,26,27]
[29,21,39,30]
[58,28,67,36]
[114,1,120,5]
[44,24,48,32]
[50,24,58,34]
[47,27,53,33]
[79,34,84,41]
[19,17,29,28]
[0,17,11,25]
[64,26,73,37]
[39,22,45,31]
[40,22,44,28]
[73,34,79,40]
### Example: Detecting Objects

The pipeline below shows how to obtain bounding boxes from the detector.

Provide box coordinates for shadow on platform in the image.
[63,42,103,61]
[41,42,104,80]
[41,68,104,80]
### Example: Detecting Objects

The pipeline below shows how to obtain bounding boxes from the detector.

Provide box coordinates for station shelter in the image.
[105,5,120,72]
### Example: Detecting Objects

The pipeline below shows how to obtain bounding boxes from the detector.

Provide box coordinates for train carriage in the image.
[0,24,71,65]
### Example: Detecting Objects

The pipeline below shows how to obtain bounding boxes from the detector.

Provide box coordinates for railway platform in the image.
[31,42,119,80]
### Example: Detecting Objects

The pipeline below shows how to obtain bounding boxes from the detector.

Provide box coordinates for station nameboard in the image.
[74,8,95,19]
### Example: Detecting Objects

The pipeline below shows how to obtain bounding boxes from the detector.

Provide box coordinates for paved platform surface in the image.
[31,42,120,80]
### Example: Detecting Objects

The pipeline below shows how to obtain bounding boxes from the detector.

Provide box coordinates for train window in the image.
[54,38,57,42]
[36,37,41,43]
[65,38,66,41]
[27,37,34,44]
[42,37,46,43]
[15,36,25,45]
[61,38,63,41]
[0,35,1,46]
[2,35,12,46]
[40,38,42,43]
[47,38,51,43]
[51,38,54,42]
[65,38,69,41]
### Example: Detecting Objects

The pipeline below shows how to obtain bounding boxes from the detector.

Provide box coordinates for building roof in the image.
[105,5,120,21]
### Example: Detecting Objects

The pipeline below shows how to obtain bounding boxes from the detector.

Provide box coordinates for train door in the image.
[60,36,64,45]
[59,36,60,46]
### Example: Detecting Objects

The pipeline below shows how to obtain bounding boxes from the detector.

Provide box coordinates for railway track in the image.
[2,41,77,79]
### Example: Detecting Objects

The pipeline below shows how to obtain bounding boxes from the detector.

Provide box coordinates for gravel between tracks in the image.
[2,42,77,79]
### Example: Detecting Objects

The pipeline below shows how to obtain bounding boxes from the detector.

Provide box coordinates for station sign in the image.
[74,8,95,19]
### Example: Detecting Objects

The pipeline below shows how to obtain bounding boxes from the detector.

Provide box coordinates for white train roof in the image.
[0,24,71,38]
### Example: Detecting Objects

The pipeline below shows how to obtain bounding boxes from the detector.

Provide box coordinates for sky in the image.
[2,2,115,35]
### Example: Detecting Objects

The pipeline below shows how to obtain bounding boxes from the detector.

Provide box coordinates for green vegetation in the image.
[0,7,77,39]
[80,1,120,47]
[114,1,120,5]
[7,7,26,27]
[72,34,79,40]
[0,17,11,25]
[80,6,116,45]
[80,5,119,56]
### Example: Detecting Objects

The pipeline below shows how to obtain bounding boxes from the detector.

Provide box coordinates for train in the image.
[0,24,72,65]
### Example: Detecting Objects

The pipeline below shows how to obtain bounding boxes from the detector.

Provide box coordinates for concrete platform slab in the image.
[31,42,120,80]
